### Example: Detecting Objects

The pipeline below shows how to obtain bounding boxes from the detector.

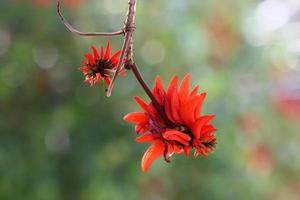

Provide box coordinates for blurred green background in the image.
[1,0,300,199]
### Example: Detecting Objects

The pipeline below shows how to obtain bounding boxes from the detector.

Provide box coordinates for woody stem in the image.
[106,0,137,97]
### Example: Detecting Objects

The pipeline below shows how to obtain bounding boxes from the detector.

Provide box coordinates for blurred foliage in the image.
[1,0,300,200]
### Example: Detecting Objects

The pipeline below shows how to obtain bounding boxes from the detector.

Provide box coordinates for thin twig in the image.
[106,31,133,96]
[57,1,124,37]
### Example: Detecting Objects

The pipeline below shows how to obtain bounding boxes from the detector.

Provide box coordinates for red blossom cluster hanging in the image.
[124,74,216,172]
[57,0,217,172]
[79,42,125,86]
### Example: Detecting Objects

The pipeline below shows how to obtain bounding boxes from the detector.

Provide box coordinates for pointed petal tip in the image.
[91,46,99,59]
[184,73,191,79]
[84,53,95,65]
[178,73,192,102]
[105,41,111,59]
[141,141,164,173]
[141,165,148,173]
[104,77,111,86]
[172,74,179,79]
[123,114,129,121]
[96,73,102,81]
[183,146,191,157]
[170,75,179,84]
[78,66,89,72]
[110,50,121,66]
[123,112,148,124]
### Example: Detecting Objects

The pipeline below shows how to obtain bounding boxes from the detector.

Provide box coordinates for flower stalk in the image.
[106,0,137,97]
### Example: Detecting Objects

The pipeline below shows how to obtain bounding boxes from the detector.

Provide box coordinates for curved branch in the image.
[106,0,137,97]
[57,1,124,37]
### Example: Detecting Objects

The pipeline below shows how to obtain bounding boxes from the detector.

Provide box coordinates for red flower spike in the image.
[79,41,126,87]
[124,74,217,172]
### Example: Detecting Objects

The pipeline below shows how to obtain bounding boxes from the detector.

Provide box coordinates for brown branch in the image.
[57,1,124,37]
[106,0,137,97]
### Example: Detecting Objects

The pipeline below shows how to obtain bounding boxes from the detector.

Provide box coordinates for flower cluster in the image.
[77,42,217,172]
[79,42,125,86]
[124,74,217,172]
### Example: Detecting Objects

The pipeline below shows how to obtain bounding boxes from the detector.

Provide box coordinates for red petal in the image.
[179,95,203,127]
[192,115,215,139]
[170,89,183,124]
[162,130,191,146]
[165,75,179,123]
[178,73,191,104]
[166,75,184,123]
[136,134,155,143]
[104,41,111,60]
[202,125,217,135]
[167,142,174,155]
[183,146,191,157]
[167,75,179,95]
[84,77,94,85]
[194,92,206,119]
[84,53,95,65]
[109,50,121,66]
[197,145,209,157]
[202,135,216,142]
[123,112,148,124]
[135,125,148,134]
[104,77,111,85]
[78,66,89,73]
[100,46,104,58]
[148,103,162,121]
[96,73,102,81]
[190,85,200,97]
[173,143,183,154]
[165,98,173,123]
[141,140,165,172]
[134,96,149,112]
[152,76,165,105]
[91,46,99,60]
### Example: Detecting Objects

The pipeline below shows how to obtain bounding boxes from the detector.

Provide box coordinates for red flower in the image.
[124,74,217,172]
[79,42,124,86]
